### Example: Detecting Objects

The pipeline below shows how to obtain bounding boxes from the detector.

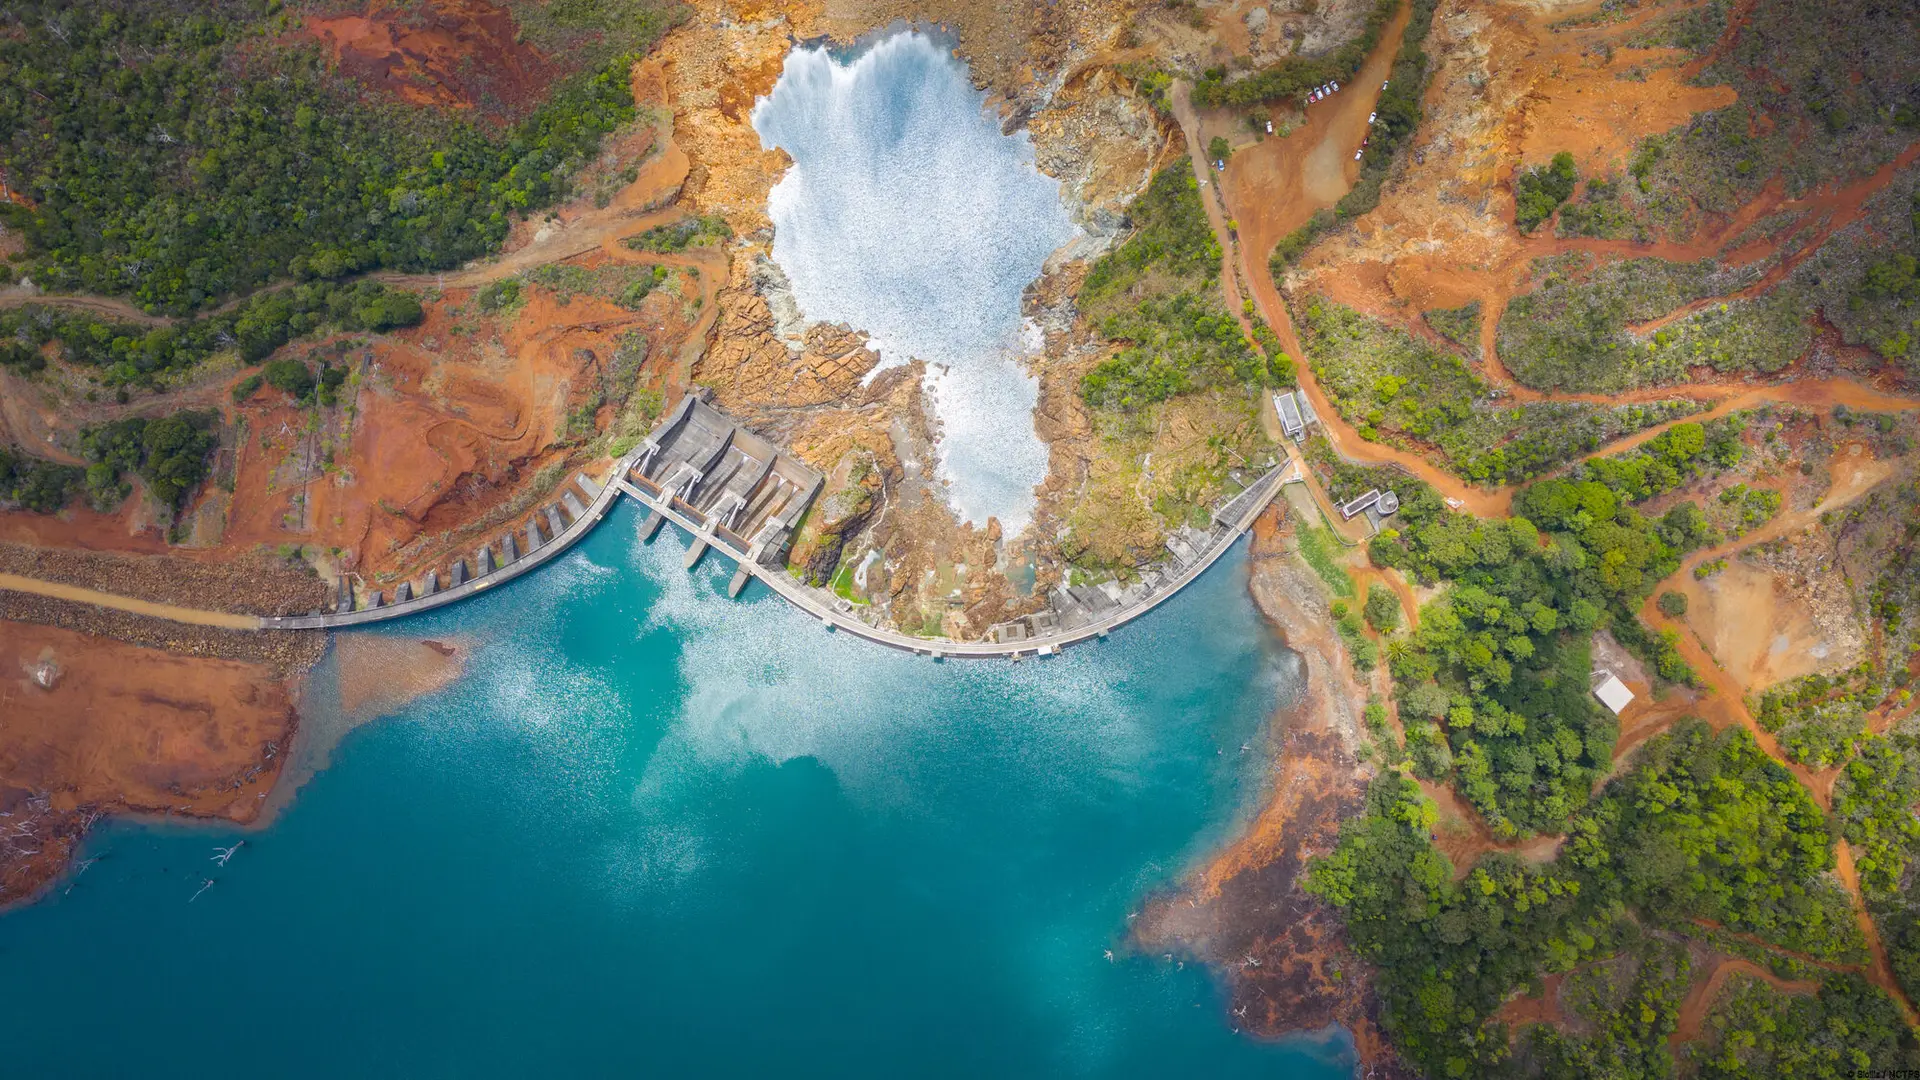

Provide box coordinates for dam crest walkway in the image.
[98,396,1285,659]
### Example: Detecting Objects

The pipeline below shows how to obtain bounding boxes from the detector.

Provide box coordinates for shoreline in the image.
[1134,503,1407,1075]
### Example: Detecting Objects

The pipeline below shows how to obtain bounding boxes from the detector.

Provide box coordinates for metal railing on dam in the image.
[257,394,1289,657]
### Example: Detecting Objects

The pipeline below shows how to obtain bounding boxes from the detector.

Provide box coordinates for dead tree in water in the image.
[189,878,215,903]
[63,856,99,896]
[211,842,243,867]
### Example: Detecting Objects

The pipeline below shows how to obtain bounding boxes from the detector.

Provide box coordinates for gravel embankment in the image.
[0,592,326,675]
[0,542,329,617]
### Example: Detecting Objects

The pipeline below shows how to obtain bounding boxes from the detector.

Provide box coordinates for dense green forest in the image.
[1078,163,1290,410]
[1576,417,1746,504]
[1364,466,1718,833]
[0,0,662,313]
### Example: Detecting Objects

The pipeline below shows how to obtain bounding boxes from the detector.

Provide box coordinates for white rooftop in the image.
[1592,673,1635,716]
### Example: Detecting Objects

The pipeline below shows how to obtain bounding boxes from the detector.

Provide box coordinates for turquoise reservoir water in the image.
[0,502,1351,1078]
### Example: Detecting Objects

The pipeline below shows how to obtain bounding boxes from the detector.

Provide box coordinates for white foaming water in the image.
[751,31,1078,536]
[624,525,1149,812]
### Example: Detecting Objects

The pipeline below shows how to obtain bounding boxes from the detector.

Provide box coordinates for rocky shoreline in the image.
[1135,503,1410,1076]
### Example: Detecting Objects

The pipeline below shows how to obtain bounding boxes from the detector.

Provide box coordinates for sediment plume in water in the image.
[751,30,1077,536]
[268,633,470,818]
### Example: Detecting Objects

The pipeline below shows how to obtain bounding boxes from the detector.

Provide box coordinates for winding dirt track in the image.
[1669,959,1819,1049]
[0,572,258,629]
[0,288,164,324]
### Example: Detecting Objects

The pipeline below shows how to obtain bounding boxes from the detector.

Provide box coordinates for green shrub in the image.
[1514,152,1578,232]
[617,267,670,309]
[1657,590,1688,617]
[1556,175,1642,240]
[0,339,46,374]
[1364,581,1402,632]
[0,446,82,513]
[623,215,733,254]
[476,279,524,313]
[263,358,316,400]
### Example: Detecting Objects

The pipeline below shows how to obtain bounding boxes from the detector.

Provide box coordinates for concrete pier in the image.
[684,538,709,569]
[546,506,566,537]
[728,565,753,597]
[641,511,667,542]
[395,582,412,603]
[423,570,439,595]
[449,559,468,587]
[526,519,544,551]
[502,533,519,563]
[476,546,495,576]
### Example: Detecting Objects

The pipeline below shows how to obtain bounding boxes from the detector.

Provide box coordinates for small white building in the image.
[1275,392,1304,440]
[1592,672,1635,716]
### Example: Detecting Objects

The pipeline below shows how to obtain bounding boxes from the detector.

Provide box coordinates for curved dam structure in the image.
[249,394,1287,657]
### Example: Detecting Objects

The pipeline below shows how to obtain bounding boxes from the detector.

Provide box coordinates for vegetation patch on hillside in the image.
[1575,416,1748,504]
[0,282,423,390]
[1632,0,1918,227]
[80,409,222,512]
[1513,152,1577,234]
[1495,254,1762,392]
[1078,164,1289,410]
[1555,174,1643,241]
[0,447,83,514]
[623,215,733,254]
[1422,300,1480,351]
[1835,183,1920,370]
[1297,297,1699,483]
